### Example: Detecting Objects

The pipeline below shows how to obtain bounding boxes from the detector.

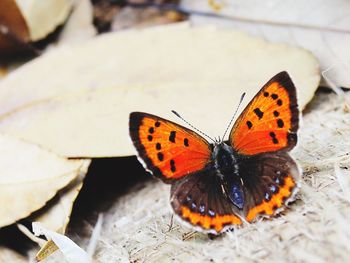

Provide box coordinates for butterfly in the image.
[129,71,300,234]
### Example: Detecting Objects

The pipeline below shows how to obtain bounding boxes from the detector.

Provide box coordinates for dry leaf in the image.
[0,133,88,228]
[0,0,30,56]
[111,7,185,31]
[181,0,350,88]
[30,160,90,233]
[0,23,320,157]
[58,0,96,44]
[33,222,91,263]
[34,214,102,262]
[15,0,72,41]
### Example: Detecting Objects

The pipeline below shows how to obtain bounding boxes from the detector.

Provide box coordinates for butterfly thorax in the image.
[212,143,239,177]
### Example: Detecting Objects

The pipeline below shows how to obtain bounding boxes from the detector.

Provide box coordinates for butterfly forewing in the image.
[129,112,212,182]
[230,71,299,155]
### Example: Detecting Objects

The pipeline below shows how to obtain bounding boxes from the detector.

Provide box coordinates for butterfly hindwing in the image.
[239,152,300,222]
[129,112,212,182]
[171,170,242,234]
[230,71,299,155]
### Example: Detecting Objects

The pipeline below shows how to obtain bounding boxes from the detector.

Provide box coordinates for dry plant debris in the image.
[0,0,72,56]
[92,0,182,32]
[14,0,72,42]
[181,0,350,88]
[30,160,90,233]
[0,0,30,56]
[0,133,89,229]
[0,23,319,158]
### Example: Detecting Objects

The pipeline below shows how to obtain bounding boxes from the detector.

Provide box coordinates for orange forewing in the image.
[129,112,212,181]
[230,71,298,155]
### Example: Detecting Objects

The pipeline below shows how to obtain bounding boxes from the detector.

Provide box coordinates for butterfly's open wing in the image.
[129,112,212,182]
[230,71,299,155]
[240,152,300,222]
[171,170,242,234]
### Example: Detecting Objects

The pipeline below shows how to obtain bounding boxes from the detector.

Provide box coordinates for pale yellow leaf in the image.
[0,23,320,157]
[15,0,72,41]
[30,160,90,233]
[0,133,87,228]
[181,0,350,88]
[58,0,96,44]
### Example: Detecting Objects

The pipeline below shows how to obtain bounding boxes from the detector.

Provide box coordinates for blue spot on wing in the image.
[229,183,244,209]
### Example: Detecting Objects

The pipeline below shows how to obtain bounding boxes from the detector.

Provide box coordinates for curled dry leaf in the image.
[33,222,91,263]
[0,23,320,157]
[0,0,72,56]
[30,160,90,233]
[58,0,96,44]
[181,0,350,88]
[15,0,72,42]
[0,0,30,56]
[0,133,88,228]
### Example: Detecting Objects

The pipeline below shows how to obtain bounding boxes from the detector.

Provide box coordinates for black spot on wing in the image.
[246,121,252,129]
[269,132,279,144]
[157,152,164,161]
[147,135,153,141]
[156,143,161,150]
[277,119,284,128]
[271,94,278,100]
[184,138,189,147]
[169,131,176,143]
[253,108,264,119]
[170,159,176,172]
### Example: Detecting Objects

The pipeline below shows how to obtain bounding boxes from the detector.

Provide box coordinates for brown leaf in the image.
[0,0,30,57]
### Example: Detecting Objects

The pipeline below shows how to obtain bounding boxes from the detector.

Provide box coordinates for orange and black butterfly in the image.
[129,71,300,234]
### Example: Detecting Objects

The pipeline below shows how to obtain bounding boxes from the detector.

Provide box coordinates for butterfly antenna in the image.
[221,92,246,141]
[171,110,216,143]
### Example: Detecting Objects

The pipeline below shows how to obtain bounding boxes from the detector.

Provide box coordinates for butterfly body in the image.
[210,142,244,208]
[129,71,300,234]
